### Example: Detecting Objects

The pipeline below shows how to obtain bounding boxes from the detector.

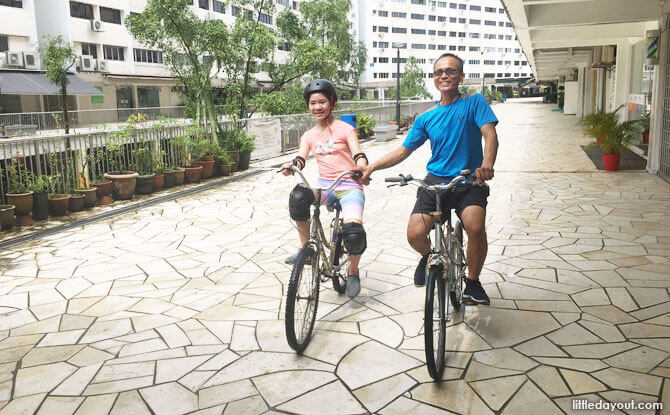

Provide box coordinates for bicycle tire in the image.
[449,221,465,310]
[424,265,446,380]
[331,234,347,294]
[285,246,320,353]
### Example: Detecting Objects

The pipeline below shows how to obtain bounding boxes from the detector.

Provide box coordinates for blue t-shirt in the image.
[402,93,498,179]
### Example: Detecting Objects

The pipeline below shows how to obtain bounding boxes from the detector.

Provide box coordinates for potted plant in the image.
[639,110,650,144]
[104,142,138,200]
[88,149,113,205]
[579,109,617,143]
[47,175,70,217]
[237,130,255,171]
[214,149,234,177]
[2,163,34,226]
[132,141,155,195]
[193,139,218,179]
[597,116,641,172]
[152,150,166,192]
[0,204,15,230]
[182,137,203,184]
[218,129,239,172]
[357,113,377,139]
[30,175,50,221]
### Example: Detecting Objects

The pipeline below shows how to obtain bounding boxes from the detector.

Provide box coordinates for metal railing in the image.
[0,100,434,204]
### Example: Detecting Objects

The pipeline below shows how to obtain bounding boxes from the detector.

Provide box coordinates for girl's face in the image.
[308,92,333,121]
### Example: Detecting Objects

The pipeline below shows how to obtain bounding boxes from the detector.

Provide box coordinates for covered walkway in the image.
[0,99,669,414]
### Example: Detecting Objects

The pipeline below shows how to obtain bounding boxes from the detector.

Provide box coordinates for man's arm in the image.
[475,122,498,185]
[356,145,413,181]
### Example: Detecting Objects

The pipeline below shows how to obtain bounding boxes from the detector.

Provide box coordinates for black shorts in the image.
[411,173,489,223]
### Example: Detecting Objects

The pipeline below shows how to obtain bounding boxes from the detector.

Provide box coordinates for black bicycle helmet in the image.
[303,79,338,106]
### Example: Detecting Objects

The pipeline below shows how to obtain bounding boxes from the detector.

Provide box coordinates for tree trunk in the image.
[204,87,219,144]
[61,84,70,134]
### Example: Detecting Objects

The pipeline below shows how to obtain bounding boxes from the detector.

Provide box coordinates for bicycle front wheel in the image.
[285,245,321,353]
[424,264,446,380]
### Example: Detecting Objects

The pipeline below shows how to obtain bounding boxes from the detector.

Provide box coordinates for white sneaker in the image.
[346,273,360,298]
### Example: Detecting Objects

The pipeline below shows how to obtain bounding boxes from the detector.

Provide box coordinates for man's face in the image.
[433,56,464,94]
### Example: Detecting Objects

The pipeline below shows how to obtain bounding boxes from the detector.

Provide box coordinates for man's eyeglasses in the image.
[433,68,460,78]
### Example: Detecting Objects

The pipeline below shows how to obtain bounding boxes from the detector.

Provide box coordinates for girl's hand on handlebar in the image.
[280,162,294,176]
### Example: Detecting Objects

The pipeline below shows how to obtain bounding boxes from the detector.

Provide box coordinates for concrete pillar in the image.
[614,40,634,120]
[647,14,669,173]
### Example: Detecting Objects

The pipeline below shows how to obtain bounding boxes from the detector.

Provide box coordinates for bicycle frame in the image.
[291,167,353,279]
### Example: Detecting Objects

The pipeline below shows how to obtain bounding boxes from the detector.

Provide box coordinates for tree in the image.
[40,35,76,134]
[388,56,431,100]
[126,0,226,142]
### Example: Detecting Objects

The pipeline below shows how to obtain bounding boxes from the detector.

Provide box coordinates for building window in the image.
[411,13,424,19]
[468,73,479,79]
[449,31,456,37]
[468,60,479,65]
[137,86,159,107]
[505,35,512,40]
[484,73,495,78]
[429,44,436,50]
[81,43,97,58]
[469,46,479,52]
[497,73,503,77]
[428,30,435,35]
[379,57,389,63]
[428,15,436,21]
[449,17,456,23]
[458,17,465,23]
[499,8,505,13]
[103,45,125,61]
[232,6,239,16]
[0,0,22,7]
[276,0,289,6]
[378,42,389,48]
[392,57,407,63]
[469,19,480,24]
[411,0,426,3]
[484,20,496,26]
[458,4,466,9]
[392,27,407,34]
[378,10,388,17]
[449,2,456,8]
[259,12,272,24]
[449,45,456,51]
[469,5,480,11]
[134,48,163,64]
[469,33,480,38]
[498,35,504,40]
[484,60,495,65]
[378,26,388,32]
[521,61,527,66]
[411,43,426,49]
[438,16,447,22]
[458,45,465,51]
[411,28,425,34]
[70,2,94,19]
[379,73,389,79]
[100,7,121,24]
[506,22,512,27]
[0,35,8,52]
[458,32,466,38]
[438,30,446,36]
[391,11,406,18]
[438,45,446,50]
[373,41,377,47]
[199,0,208,9]
[499,21,504,26]
[438,1,446,7]
[213,0,225,12]
[485,7,496,12]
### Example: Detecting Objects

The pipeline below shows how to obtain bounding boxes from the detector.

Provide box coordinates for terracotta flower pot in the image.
[68,194,86,213]
[48,194,71,217]
[174,168,185,186]
[32,191,49,220]
[135,173,155,195]
[153,173,165,192]
[183,165,203,184]
[104,171,139,200]
[76,188,97,208]
[195,159,215,179]
[6,192,33,226]
[603,153,621,172]
[92,181,113,205]
[0,205,15,230]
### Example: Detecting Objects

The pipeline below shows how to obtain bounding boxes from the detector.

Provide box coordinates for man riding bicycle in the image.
[281,79,369,298]
[357,53,499,306]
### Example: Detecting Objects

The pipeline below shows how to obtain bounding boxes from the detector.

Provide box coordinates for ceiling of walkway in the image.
[502,0,663,81]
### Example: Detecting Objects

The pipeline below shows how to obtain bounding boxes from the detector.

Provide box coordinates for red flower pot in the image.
[642,130,649,144]
[603,153,621,172]
[195,159,215,179]
[92,181,113,206]
[6,192,33,226]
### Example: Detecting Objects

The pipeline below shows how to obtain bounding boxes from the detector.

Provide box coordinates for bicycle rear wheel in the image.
[449,221,465,310]
[285,245,320,353]
[424,264,446,380]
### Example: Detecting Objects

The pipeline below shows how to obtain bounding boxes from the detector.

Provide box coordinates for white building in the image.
[0,0,296,115]
[352,0,530,99]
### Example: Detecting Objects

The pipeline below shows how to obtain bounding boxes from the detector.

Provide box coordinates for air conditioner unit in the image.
[96,59,108,72]
[6,51,24,67]
[80,56,96,71]
[90,19,104,31]
[23,52,39,70]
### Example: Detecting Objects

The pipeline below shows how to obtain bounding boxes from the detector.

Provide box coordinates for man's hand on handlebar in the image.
[474,163,494,186]
[351,165,373,186]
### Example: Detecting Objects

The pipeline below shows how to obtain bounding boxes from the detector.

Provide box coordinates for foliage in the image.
[214,149,234,166]
[639,110,651,131]
[356,113,377,139]
[218,128,255,152]
[250,84,307,115]
[458,86,477,95]
[126,0,223,141]
[39,35,76,134]
[580,105,641,155]
[388,56,431,100]
[579,106,622,139]
[30,175,49,193]
[1,163,33,194]
[132,142,154,175]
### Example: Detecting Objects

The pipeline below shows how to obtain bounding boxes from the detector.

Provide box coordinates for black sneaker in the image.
[414,255,429,287]
[463,279,490,306]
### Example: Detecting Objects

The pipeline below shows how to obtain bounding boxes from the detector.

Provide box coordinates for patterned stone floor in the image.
[1,99,669,414]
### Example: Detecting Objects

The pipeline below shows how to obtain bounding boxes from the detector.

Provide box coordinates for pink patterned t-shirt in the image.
[302,119,358,182]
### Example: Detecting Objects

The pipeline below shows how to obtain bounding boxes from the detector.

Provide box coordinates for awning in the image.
[0,71,101,95]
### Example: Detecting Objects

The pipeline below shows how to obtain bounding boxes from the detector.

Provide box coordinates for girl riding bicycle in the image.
[281,79,369,298]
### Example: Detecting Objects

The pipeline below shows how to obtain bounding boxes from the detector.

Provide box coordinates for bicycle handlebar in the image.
[385,169,476,191]
[281,165,361,193]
